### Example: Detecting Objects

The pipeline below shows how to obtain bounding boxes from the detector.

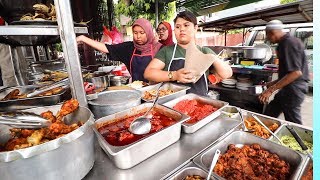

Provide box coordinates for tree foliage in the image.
[280,0,297,4]
[115,0,176,26]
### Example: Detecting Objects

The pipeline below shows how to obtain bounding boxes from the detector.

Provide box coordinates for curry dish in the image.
[214,144,290,180]
[0,99,82,151]
[98,110,176,146]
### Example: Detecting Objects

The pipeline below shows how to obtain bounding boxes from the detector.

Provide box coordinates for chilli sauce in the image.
[98,111,176,146]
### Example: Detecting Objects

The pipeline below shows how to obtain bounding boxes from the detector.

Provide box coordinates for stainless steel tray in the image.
[270,124,313,154]
[193,131,305,180]
[93,103,190,169]
[298,158,313,180]
[0,105,95,180]
[139,83,190,104]
[0,85,69,111]
[166,162,214,180]
[163,93,229,133]
[240,110,282,139]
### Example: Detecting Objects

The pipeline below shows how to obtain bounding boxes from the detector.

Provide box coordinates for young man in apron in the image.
[144,11,232,96]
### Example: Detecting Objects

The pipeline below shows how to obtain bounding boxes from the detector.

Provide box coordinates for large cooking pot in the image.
[243,48,267,59]
[88,90,141,119]
[0,105,95,180]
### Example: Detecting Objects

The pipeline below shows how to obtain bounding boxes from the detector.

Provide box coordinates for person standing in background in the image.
[0,16,17,87]
[259,20,309,124]
[157,21,174,46]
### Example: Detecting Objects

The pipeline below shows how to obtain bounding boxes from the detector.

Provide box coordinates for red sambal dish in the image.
[173,99,217,124]
[98,110,177,146]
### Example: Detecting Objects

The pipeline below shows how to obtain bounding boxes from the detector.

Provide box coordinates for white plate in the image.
[222,84,236,88]
[236,86,249,90]
[222,79,237,85]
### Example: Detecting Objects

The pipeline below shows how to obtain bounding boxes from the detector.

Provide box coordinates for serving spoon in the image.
[129,82,164,135]
[206,149,221,180]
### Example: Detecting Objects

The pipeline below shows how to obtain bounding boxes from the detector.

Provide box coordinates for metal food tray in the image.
[270,124,313,154]
[0,85,69,111]
[139,83,190,104]
[163,93,229,133]
[298,158,313,180]
[0,105,95,180]
[240,110,283,139]
[165,162,214,180]
[193,131,305,180]
[93,103,190,169]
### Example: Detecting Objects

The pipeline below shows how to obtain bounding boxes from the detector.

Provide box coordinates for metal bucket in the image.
[88,90,141,119]
[243,48,267,59]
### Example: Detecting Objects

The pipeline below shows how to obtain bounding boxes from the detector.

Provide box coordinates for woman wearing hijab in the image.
[157,21,174,46]
[76,18,162,82]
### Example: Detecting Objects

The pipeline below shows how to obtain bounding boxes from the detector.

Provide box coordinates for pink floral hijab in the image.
[132,18,162,57]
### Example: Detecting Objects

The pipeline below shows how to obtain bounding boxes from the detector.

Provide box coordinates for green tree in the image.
[115,0,176,27]
[280,0,297,4]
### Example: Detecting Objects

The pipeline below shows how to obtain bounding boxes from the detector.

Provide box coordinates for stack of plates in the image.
[221,79,237,88]
[236,81,253,90]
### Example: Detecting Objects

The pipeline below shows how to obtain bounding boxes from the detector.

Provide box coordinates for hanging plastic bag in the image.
[102,26,123,44]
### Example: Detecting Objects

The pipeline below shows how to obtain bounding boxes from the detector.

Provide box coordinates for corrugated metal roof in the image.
[199,0,313,30]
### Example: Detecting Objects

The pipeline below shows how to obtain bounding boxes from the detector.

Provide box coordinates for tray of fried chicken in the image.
[0,99,93,162]
[193,131,305,180]
[0,85,69,111]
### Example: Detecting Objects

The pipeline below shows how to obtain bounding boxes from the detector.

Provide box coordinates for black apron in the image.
[168,44,208,96]
[129,45,153,82]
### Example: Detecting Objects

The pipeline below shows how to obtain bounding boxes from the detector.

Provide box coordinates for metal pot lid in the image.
[88,90,141,106]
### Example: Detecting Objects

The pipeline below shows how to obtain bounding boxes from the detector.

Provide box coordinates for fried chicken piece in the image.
[27,129,45,146]
[5,138,28,151]
[41,110,57,123]
[56,99,79,121]
[1,89,20,101]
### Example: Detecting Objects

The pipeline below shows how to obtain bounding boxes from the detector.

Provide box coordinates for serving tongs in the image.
[0,111,51,129]
[286,125,313,160]
[251,114,284,145]
[27,78,69,98]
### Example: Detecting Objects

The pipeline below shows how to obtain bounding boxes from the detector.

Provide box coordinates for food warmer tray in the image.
[163,93,229,133]
[165,162,215,180]
[269,124,313,154]
[139,83,190,104]
[297,158,313,180]
[0,85,70,111]
[193,131,305,180]
[93,103,189,169]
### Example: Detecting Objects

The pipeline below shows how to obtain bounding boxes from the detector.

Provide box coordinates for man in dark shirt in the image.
[259,20,309,124]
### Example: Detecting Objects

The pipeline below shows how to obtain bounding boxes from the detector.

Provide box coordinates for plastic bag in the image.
[102,26,123,44]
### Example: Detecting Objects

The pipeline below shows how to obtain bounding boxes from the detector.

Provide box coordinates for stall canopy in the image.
[199,0,313,30]
[176,0,262,15]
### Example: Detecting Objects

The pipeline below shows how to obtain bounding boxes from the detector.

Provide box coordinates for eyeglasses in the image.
[156,27,167,32]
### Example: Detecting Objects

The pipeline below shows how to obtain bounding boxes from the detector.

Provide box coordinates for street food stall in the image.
[0,0,313,180]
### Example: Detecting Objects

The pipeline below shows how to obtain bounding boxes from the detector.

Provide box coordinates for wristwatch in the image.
[168,71,174,80]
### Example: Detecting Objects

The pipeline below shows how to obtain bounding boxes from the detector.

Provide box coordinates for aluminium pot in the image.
[243,48,267,59]
[0,105,95,180]
[88,90,141,119]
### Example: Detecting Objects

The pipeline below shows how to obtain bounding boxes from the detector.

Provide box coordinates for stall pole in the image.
[54,0,87,107]
[155,0,159,26]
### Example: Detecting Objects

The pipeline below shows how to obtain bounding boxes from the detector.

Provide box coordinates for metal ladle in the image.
[129,82,164,135]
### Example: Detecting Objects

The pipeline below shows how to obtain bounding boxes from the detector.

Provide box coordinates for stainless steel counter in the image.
[83,117,240,180]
